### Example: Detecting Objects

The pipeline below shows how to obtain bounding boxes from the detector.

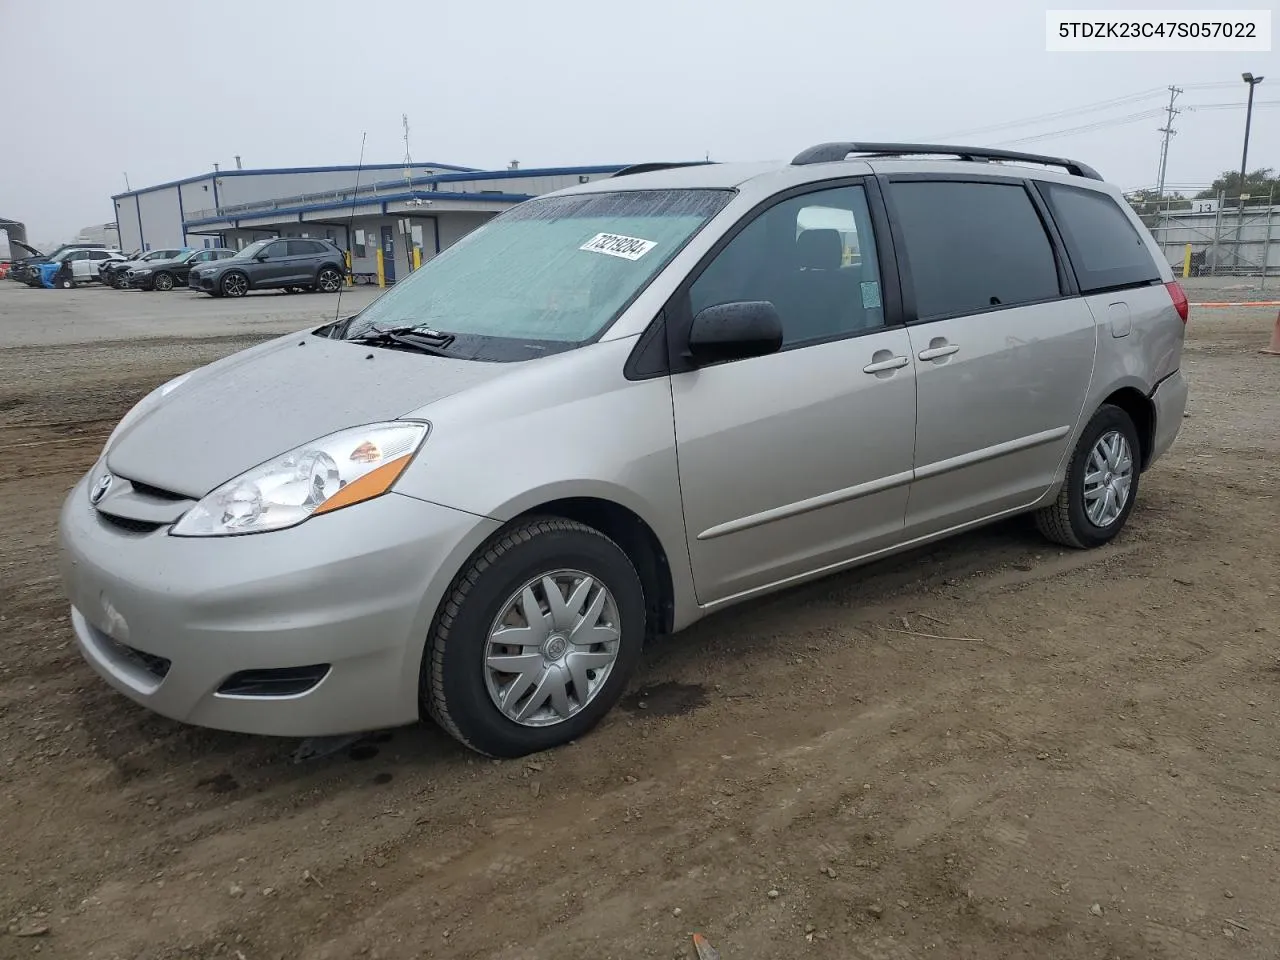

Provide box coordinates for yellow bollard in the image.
[1183,243,1192,279]
[344,250,353,286]
[376,248,386,288]
[413,246,422,271]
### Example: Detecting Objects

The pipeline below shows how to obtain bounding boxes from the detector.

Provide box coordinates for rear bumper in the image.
[1148,369,1188,467]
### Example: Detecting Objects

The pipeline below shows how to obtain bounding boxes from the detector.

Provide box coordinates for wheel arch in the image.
[508,496,676,639]
[1100,386,1155,471]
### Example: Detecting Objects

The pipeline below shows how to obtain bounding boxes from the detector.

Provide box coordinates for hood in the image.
[10,240,42,257]
[131,257,183,270]
[106,333,509,497]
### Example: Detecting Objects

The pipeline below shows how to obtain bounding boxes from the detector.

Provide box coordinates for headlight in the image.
[133,267,153,276]
[102,372,193,454]
[170,422,429,537]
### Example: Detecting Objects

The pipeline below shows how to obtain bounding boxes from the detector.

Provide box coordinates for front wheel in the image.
[153,272,174,291]
[316,266,344,293]
[423,518,645,758]
[1035,404,1140,549]
[220,272,249,298]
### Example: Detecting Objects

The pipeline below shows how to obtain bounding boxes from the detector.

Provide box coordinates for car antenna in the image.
[333,131,367,327]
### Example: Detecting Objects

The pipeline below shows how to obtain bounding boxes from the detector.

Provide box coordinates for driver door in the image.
[669,180,917,605]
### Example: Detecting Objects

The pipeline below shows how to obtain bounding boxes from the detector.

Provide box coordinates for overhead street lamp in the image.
[1234,72,1264,270]
[1239,73,1264,203]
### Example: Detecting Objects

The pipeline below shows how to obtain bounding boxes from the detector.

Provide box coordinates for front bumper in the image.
[1148,368,1188,467]
[58,477,499,737]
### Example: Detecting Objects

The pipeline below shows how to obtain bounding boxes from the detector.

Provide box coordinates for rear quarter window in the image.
[1039,182,1161,294]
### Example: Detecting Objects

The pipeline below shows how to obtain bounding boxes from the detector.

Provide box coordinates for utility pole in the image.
[402,114,414,189]
[1155,85,1182,201]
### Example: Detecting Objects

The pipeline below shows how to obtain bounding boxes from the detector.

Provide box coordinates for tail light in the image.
[1165,280,1189,323]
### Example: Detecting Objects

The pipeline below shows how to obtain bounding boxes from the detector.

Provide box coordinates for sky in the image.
[0,0,1276,247]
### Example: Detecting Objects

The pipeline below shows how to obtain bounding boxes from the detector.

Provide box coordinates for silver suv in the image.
[58,142,1188,757]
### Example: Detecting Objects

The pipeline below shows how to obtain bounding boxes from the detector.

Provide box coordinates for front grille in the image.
[96,629,172,680]
[96,513,164,534]
[216,665,331,698]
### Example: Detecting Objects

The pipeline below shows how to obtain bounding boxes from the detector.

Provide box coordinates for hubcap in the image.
[156,274,171,290]
[1083,429,1133,527]
[319,270,340,291]
[225,275,246,296]
[483,570,621,728]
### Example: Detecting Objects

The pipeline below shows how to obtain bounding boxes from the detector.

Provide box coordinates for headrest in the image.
[795,229,843,270]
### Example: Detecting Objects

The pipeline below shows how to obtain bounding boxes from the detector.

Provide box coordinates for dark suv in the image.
[129,248,237,291]
[188,238,347,298]
[101,248,189,288]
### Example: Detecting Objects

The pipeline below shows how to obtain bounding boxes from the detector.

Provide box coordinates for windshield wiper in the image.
[349,325,457,356]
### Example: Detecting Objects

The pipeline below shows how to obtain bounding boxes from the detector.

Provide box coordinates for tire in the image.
[423,517,645,758]
[316,265,344,293]
[153,272,174,291]
[111,274,125,289]
[220,272,249,298]
[1035,404,1141,549]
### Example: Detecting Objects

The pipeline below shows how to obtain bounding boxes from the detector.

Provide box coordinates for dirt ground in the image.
[1,281,1278,960]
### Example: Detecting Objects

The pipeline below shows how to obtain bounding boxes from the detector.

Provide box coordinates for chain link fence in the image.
[1141,191,1278,285]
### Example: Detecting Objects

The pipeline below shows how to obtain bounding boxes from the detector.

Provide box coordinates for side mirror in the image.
[686,301,784,366]
[255,254,268,262]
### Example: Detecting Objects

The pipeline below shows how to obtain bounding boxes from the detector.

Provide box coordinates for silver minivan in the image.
[58,143,1190,757]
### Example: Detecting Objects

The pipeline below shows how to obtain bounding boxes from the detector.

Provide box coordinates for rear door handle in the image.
[862,355,910,374]
[918,344,960,361]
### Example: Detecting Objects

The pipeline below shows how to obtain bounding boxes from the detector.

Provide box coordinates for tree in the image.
[1194,168,1279,204]
[1125,189,1190,226]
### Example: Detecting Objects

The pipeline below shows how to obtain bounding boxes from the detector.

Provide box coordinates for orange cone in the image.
[1263,310,1280,356]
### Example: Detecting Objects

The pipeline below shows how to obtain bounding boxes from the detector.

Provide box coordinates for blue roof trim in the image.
[425,164,628,183]
[111,161,479,200]
[182,190,536,227]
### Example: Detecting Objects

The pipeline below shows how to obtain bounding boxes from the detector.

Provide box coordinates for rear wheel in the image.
[1035,404,1140,549]
[422,518,645,758]
[316,266,344,293]
[221,272,249,298]
[153,272,174,291]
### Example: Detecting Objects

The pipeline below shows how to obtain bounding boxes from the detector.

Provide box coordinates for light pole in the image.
[1235,73,1264,270]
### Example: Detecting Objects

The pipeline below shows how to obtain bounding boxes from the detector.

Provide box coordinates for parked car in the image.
[101,248,189,288]
[7,240,48,283]
[58,142,1189,758]
[129,248,237,291]
[55,248,129,284]
[187,238,346,297]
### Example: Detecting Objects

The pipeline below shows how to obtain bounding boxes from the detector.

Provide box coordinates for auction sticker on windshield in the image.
[579,233,657,261]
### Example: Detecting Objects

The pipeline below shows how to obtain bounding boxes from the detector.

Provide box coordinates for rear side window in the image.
[1039,182,1160,294]
[288,240,324,256]
[889,181,1061,321]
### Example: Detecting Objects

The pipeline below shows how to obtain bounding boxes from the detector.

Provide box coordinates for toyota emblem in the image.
[90,473,113,505]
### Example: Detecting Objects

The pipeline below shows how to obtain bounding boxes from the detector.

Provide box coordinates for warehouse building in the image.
[110,160,631,283]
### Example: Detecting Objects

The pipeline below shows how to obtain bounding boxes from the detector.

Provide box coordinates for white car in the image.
[49,248,128,284]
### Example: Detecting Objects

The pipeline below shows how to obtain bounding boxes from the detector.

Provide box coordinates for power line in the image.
[990,109,1164,146]
[922,88,1166,140]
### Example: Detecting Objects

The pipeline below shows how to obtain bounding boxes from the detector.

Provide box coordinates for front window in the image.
[340,189,731,358]
[232,239,273,260]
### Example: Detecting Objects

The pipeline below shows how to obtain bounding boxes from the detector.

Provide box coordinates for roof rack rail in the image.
[790,142,1103,181]
[611,161,714,178]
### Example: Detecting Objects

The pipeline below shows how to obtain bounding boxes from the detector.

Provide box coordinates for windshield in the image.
[177,250,200,263]
[342,189,731,350]
[233,240,272,260]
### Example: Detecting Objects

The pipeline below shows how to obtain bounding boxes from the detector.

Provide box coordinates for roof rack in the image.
[790,142,1103,181]
[611,161,715,178]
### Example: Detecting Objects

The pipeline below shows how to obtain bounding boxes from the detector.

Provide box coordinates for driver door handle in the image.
[862,355,910,374]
